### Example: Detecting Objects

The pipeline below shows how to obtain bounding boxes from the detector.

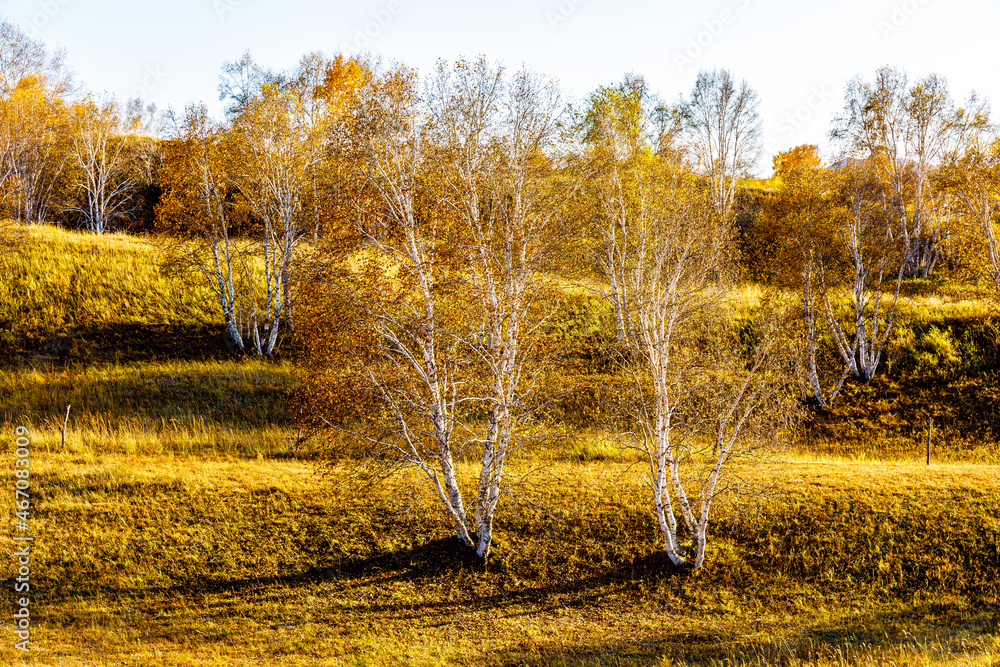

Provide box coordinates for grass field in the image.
[1,225,999,665]
[0,451,998,665]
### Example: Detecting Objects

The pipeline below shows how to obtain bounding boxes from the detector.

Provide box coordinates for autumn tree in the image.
[429,58,584,557]
[0,74,70,222]
[217,50,287,119]
[298,58,581,559]
[831,67,987,277]
[611,167,795,569]
[65,96,154,234]
[578,74,664,346]
[679,69,762,222]
[0,18,71,97]
[297,52,370,242]
[751,146,852,406]
[760,146,909,402]
[158,103,268,351]
[298,61,481,548]
[0,19,74,223]
[820,159,912,386]
[0,19,45,95]
[583,79,797,569]
[221,52,361,349]
[157,53,366,354]
[941,129,1000,300]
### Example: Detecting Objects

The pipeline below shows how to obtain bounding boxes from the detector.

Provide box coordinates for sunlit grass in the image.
[0,452,997,665]
[0,223,218,343]
[1,221,999,664]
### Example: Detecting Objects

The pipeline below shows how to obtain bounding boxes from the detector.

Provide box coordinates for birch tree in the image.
[774,157,907,400]
[0,75,69,222]
[816,160,909,384]
[227,82,328,350]
[584,88,796,567]
[428,58,583,557]
[159,104,267,352]
[831,67,987,277]
[757,148,851,407]
[159,56,367,354]
[299,62,481,548]
[599,159,795,568]
[0,19,71,97]
[217,50,287,119]
[942,131,1000,300]
[299,59,581,559]
[0,19,45,95]
[680,69,762,222]
[66,97,143,234]
[579,74,663,346]
[0,20,73,222]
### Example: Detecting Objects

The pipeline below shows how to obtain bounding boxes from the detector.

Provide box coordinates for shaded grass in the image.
[0,453,998,665]
[0,358,297,456]
[0,224,231,364]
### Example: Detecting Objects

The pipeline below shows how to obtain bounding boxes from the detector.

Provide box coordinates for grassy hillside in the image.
[1,223,998,665]
[5,224,999,461]
[0,224,224,364]
[804,281,1000,462]
[0,224,297,455]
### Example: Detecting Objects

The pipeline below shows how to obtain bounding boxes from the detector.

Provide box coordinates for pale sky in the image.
[3,0,998,175]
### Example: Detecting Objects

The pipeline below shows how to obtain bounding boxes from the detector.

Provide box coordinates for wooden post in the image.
[925,415,932,466]
[61,404,71,449]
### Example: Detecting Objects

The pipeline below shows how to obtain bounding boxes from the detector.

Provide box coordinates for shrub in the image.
[912,326,960,375]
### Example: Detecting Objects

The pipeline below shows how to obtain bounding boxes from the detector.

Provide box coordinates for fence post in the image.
[61,404,72,449]
[925,415,932,466]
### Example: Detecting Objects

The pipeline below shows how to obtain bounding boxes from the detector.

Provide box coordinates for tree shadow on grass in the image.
[490,606,1000,667]
[3,322,255,368]
[1,335,292,428]
[125,539,691,621]
[29,530,1000,663]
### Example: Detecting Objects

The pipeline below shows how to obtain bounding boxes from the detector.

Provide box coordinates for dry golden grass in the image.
[0,224,217,340]
[0,358,296,456]
[0,449,997,666]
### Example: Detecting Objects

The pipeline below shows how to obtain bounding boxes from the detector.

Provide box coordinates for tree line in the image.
[4,17,1000,566]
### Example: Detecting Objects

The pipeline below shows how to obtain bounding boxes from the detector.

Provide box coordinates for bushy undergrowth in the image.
[810,307,1000,461]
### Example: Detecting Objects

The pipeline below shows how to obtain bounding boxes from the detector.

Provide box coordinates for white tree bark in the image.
[585,91,796,567]
[66,99,139,234]
[162,104,264,353]
[682,69,762,222]
[816,163,908,384]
